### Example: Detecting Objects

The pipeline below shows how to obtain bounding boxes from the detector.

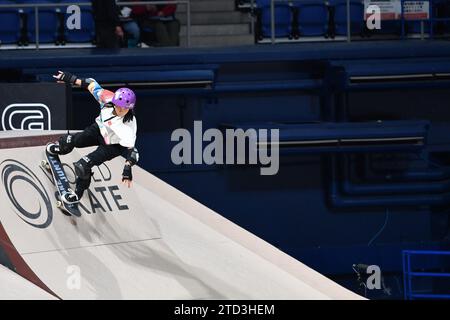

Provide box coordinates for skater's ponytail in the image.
[105,101,135,123]
[123,109,135,123]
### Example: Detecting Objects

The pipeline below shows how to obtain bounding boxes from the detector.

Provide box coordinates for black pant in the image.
[95,24,121,49]
[59,123,125,196]
[69,123,125,165]
[140,19,180,47]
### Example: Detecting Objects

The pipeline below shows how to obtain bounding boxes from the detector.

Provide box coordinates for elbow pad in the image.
[80,78,94,89]
[126,147,139,166]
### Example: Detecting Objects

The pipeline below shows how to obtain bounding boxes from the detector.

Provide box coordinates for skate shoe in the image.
[46,143,61,155]
[62,189,79,204]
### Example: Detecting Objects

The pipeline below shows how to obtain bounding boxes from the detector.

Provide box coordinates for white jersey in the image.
[88,79,137,148]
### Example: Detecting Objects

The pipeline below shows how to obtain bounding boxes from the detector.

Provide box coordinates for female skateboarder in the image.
[47,71,139,203]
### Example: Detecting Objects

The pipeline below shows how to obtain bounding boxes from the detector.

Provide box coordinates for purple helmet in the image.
[112,88,136,109]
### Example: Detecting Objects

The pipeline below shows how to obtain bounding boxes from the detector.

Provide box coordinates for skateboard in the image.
[41,145,81,217]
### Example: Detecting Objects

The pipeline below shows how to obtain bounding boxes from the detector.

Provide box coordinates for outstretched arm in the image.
[53,71,112,106]
[53,70,90,88]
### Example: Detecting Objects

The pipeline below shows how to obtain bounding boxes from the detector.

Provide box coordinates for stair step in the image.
[180,34,255,47]
[177,0,236,13]
[177,11,250,25]
[181,24,250,36]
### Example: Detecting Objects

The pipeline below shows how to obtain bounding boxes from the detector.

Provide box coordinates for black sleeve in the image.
[111,0,122,26]
[92,0,121,26]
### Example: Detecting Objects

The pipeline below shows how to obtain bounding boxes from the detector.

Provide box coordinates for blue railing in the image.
[403,250,450,300]
[249,0,450,44]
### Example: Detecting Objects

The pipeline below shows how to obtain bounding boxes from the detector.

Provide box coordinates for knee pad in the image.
[58,134,74,155]
[74,156,92,180]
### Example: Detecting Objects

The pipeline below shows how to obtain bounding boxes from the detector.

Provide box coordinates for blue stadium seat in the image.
[292,1,329,37]
[330,0,364,36]
[25,0,60,43]
[0,0,21,45]
[256,0,293,40]
[62,0,95,43]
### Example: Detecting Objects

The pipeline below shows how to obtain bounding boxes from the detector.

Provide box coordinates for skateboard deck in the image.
[41,145,81,217]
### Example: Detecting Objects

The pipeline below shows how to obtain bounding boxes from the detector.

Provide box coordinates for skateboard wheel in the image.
[56,201,62,208]
[41,160,50,171]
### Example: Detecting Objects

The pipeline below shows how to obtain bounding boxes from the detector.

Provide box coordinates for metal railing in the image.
[249,0,450,44]
[0,0,191,50]
[403,250,450,300]
[259,0,352,44]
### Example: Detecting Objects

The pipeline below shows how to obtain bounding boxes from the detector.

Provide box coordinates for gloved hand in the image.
[122,164,132,188]
[53,70,77,85]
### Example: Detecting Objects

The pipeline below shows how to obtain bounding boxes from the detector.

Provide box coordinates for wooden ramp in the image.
[0,130,363,300]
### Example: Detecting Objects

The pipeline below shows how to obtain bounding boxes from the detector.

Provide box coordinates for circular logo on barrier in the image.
[1,159,53,229]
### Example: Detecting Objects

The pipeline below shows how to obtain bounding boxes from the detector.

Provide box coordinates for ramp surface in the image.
[0,264,56,300]
[0,130,363,299]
